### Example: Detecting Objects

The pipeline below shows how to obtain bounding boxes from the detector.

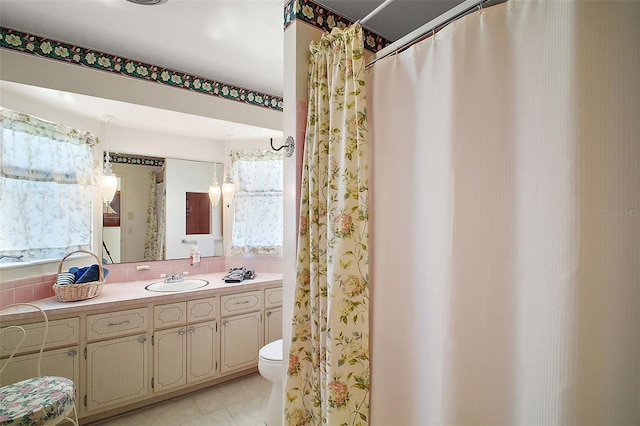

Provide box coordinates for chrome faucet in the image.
[164,272,184,283]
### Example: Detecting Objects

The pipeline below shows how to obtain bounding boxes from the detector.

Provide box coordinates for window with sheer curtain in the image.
[229,149,283,255]
[0,108,97,263]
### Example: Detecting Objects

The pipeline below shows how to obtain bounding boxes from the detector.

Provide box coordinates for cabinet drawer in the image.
[154,302,186,329]
[264,286,283,308]
[220,291,262,316]
[187,297,217,323]
[1,317,79,357]
[87,308,148,341]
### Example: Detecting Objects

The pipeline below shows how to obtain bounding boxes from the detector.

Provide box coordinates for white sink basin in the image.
[145,279,209,292]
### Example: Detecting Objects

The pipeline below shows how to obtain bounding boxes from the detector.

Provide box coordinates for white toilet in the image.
[258,339,283,426]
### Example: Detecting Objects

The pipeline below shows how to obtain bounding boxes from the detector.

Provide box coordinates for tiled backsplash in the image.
[0,255,283,308]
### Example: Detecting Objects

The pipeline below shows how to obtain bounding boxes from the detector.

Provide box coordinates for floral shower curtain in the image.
[285,24,370,425]
[143,171,158,260]
[143,172,164,260]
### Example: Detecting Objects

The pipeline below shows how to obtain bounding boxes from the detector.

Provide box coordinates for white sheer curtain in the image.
[368,1,639,425]
[230,150,283,255]
[0,108,96,262]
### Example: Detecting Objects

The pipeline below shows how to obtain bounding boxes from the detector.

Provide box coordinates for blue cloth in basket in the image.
[71,264,109,283]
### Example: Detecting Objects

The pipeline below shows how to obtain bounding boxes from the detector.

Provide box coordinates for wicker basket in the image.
[53,250,105,302]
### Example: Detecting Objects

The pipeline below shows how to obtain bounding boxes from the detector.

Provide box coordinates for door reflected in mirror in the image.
[186,192,211,235]
[103,191,121,227]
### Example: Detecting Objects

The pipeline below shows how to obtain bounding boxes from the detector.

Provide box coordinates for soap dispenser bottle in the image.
[190,245,201,266]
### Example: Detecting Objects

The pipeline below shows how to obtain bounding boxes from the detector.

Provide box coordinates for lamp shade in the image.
[208,176,221,207]
[222,172,235,207]
[99,173,118,207]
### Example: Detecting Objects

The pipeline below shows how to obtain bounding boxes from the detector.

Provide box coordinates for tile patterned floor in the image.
[91,373,270,426]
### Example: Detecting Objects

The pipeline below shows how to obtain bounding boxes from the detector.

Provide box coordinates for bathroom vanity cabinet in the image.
[85,308,150,412]
[264,287,283,344]
[0,274,282,424]
[220,290,263,374]
[152,297,218,393]
[0,317,80,389]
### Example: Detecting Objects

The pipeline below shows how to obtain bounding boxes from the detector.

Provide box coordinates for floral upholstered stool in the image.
[0,376,77,426]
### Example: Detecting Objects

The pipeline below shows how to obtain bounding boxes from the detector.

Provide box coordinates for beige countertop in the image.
[0,272,283,321]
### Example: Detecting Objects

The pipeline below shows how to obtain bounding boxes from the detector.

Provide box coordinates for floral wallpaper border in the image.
[107,153,164,167]
[0,27,283,112]
[284,0,391,52]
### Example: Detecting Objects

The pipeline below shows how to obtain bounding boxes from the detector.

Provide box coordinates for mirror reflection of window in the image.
[185,192,211,235]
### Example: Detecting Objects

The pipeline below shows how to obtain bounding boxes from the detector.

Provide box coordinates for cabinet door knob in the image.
[223,320,228,326]
[178,328,186,335]
[138,336,147,343]
[267,311,272,317]
[188,327,195,334]
[66,349,77,357]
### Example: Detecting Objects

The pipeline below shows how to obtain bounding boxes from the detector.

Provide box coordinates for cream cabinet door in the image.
[0,346,79,388]
[86,334,150,412]
[186,320,217,383]
[265,308,282,344]
[220,312,262,374]
[153,326,187,393]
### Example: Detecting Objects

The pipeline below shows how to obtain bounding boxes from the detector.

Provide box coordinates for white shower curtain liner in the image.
[367,0,639,424]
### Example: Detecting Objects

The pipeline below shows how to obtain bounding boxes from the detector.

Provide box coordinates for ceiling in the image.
[0,0,467,139]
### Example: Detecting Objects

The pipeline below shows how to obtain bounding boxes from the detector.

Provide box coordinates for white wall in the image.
[164,158,223,260]
[0,49,282,131]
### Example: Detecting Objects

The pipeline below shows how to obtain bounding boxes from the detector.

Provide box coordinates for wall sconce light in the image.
[208,163,221,207]
[100,153,118,210]
[221,172,235,208]
[99,115,118,210]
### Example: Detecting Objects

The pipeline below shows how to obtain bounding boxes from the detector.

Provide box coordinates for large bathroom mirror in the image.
[102,153,224,263]
[0,58,282,272]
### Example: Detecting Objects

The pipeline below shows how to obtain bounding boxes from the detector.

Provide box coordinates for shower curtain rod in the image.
[366,0,493,68]
[358,0,395,24]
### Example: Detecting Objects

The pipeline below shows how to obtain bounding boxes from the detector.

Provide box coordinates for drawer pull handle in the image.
[66,349,77,357]
[178,329,186,336]
[235,300,250,305]
[138,336,147,343]
[107,320,130,327]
